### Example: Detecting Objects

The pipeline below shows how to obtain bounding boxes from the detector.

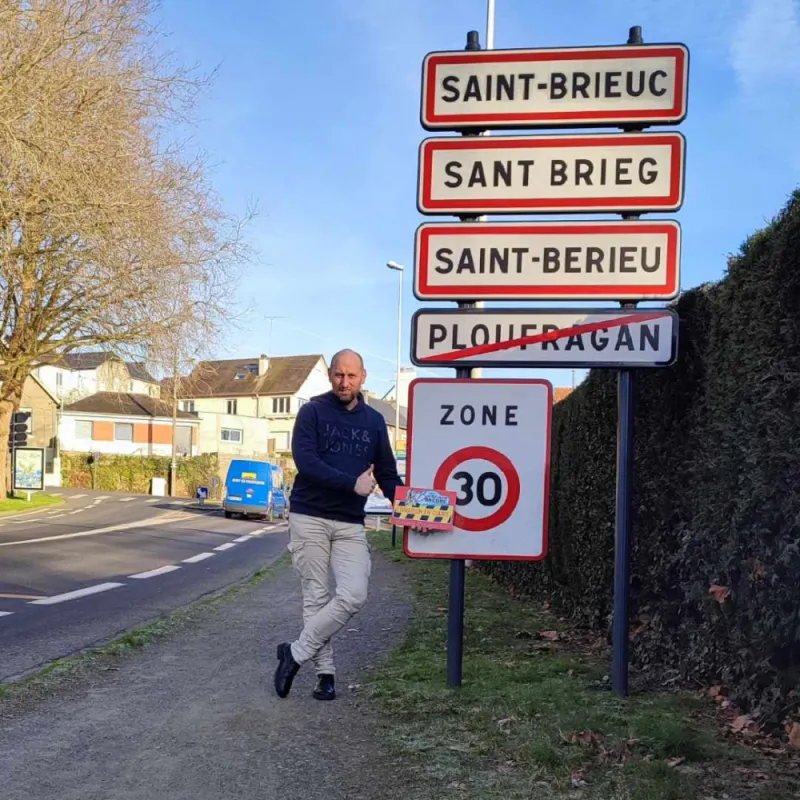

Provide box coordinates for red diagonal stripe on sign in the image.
[419,311,671,362]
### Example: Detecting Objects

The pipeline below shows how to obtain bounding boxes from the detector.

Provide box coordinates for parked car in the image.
[223,458,288,521]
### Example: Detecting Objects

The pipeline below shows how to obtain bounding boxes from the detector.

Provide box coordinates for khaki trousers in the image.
[287,512,371,675]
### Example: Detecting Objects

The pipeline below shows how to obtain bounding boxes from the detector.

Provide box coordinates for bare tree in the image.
[0,0,255,493]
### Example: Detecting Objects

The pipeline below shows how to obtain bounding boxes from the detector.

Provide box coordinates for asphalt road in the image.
[0,489,290,683]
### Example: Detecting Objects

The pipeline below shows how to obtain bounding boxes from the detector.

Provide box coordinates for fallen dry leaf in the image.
[731,714,752,734]
[709,584,730,604]
[539,630,560,641]
[667,756,686,768]
[567,730,601,746]
[570,769,587,788]
[786,721,800,750]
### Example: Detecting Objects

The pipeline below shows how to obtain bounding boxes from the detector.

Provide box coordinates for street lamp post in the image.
[387,261,404,453]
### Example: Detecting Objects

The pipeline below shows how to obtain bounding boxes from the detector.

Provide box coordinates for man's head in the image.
[329,349,366,406]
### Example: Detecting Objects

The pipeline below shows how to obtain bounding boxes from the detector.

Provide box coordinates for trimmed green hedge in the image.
[481,190,800,724]
[61,452,219,497]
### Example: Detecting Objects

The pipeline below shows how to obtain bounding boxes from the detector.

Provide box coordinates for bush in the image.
[480,189,800,724]
[61,452,219,497]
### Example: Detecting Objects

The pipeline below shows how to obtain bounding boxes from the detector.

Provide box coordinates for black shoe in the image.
[273,642,300,698]
[313,674,336,701]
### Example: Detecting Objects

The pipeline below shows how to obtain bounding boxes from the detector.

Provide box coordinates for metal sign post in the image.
[612,23,645,699]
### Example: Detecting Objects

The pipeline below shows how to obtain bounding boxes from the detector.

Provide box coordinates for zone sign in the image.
[405,378,552,561]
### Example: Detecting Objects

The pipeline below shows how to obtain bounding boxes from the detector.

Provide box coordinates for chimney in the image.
[258,354,269,376]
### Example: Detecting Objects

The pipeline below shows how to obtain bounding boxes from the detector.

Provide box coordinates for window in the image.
[227,399,238,415]
[297,398,307,408]
[114,423,133,441]
[56,372,63,388]
[181,400,195,412]
[221,428,242,444]
[272,396,290,414]
[76,420,92,439]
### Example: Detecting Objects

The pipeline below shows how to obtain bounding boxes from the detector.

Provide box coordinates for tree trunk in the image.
[0,369,27,497]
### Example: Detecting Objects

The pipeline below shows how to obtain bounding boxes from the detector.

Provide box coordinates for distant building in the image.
[60,392,199,457]
[162,354,329,456]
[34,351,160,404]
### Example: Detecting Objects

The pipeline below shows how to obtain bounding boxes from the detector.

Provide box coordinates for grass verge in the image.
[0,492,62,515]
[0,553,290,707]
[367,529,798,800]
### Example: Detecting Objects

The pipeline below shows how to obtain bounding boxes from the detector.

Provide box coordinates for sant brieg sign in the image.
[410,307,679,370]
[417,131,686,215]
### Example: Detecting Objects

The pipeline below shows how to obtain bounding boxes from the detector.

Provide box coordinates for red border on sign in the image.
[433,446,521,531]
[419,133,684,213]
[422,45,687,126]
[415,220,680,299]
[403,378,552,561]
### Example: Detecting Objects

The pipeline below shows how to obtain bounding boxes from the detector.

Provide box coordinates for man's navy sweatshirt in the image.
[289,391,403,524]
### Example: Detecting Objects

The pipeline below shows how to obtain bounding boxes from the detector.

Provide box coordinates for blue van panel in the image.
[223,459,288,518]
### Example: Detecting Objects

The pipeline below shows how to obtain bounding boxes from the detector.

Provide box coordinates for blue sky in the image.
[154,0,800,395]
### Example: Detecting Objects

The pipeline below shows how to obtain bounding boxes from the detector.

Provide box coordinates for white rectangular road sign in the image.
[421,43,689,130]
[417,132,685,215]
[411,308,679,369]
[405,379,551,560]
[414,220,681,301]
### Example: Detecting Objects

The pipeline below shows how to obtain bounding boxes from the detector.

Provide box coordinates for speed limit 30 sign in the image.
[405,378,552,560]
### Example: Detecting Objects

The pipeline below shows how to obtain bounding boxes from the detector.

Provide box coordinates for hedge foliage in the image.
[481,190,800,724]
[61,452,219,497]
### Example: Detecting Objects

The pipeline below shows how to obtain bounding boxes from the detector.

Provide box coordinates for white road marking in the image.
[47,513,66,519]
[183,552,215,563]
[69,509,83,515]
[30,582,124,605]
[128,565,181,579]
[70,494,87,499]
[118,497,136,502]
[0,512,193,548]
[233,535,252,543]
[0,611,13,617]
[146,499,162,504]
[214,542,237,551]
[94,496,111,500]
[49,493,63,497]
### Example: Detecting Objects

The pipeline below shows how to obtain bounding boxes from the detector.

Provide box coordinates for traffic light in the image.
[9,411,30,450]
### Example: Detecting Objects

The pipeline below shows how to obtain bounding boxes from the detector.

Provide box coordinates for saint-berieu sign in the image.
[410,307,679,369]
[414,219,680,301]
[417,131,686,215]
[421,43,689,130]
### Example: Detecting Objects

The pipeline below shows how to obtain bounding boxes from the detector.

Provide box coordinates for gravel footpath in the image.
[0,550,423,800]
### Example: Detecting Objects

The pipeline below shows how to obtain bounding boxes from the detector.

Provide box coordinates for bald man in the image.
[273,349,403,701]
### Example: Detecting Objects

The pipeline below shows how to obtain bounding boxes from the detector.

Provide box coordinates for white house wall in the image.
[195,411,270,456]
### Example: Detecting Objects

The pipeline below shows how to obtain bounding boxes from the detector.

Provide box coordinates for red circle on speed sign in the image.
[433,446,521,532]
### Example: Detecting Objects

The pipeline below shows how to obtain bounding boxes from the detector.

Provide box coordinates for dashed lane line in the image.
[118,497,136,502]
[0,512,196,548]
[30,582,125,605]
[128,565,181,579]
[70,494,87,499]
[182,552,215,564]
[0,611,13,618]
[233,535,252,543]
[214,542,237,551]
